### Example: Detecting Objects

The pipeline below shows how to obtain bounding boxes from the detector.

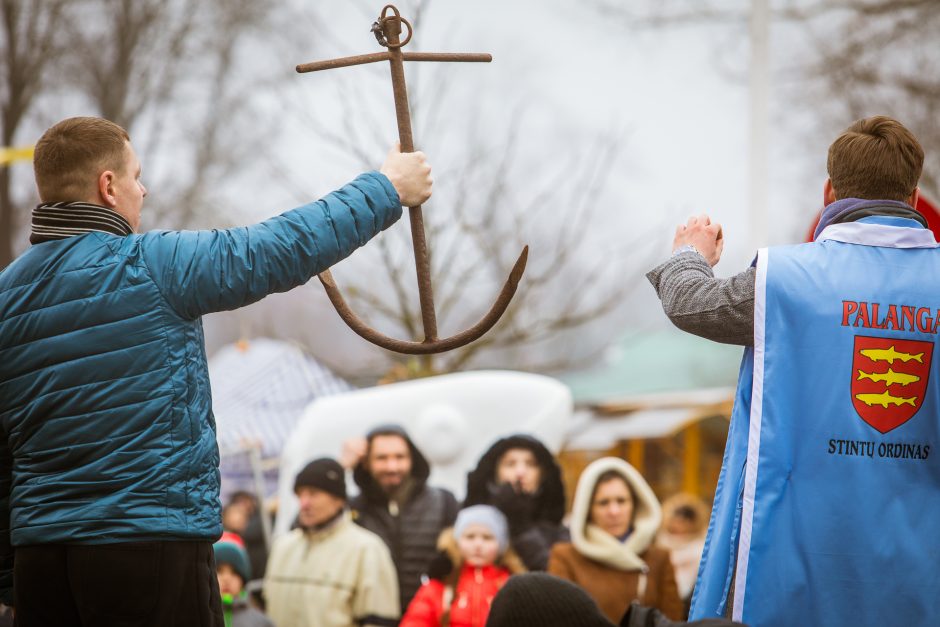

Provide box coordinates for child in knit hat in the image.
[401,505,526,627]
[214,532,275,627]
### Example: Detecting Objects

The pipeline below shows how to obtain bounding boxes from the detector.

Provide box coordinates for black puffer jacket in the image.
[464,434,570,571]
[349,425,458,613]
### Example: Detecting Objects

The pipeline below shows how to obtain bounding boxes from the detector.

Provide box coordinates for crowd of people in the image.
[216,426,712,627]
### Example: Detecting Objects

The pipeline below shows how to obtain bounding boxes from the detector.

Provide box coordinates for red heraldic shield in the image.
[851,336,933,433]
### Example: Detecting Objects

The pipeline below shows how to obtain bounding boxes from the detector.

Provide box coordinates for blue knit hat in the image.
[454,505,509,555]
[214,532,251,583]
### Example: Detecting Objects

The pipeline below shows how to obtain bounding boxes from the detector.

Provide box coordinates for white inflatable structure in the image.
[274,370,572,537]
[208,338,351,500]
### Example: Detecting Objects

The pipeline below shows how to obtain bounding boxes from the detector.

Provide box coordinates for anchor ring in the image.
[372,5,413,48]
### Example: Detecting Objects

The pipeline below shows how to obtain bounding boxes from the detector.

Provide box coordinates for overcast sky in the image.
[247,0,822,267]
[201,0,827,368]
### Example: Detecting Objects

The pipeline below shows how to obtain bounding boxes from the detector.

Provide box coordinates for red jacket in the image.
[400,564,511,627]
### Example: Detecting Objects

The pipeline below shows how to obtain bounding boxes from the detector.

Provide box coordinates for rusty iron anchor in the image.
[296,5,528,355]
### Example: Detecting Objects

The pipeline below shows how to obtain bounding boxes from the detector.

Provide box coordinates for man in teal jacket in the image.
[0,116,433,626]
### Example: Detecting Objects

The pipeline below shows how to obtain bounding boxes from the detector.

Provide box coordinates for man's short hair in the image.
[827,115,923,202]
[33,117,130,203]
[365,424,411,455]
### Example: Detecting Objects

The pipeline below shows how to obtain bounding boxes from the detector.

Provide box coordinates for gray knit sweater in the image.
[646,251,756,347]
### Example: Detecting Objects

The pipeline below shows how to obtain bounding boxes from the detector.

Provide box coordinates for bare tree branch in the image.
[590,0,940,204]
[0,0,73,268]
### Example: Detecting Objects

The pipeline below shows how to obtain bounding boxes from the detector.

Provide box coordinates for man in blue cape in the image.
[648,116,939,626]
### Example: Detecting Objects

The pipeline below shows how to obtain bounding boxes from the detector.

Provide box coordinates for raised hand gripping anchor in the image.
[296,5,528,355]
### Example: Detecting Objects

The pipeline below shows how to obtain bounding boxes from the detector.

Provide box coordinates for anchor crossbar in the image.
[297,52,492,74]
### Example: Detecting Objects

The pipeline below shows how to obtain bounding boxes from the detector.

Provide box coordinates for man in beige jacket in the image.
[264,459,399,627]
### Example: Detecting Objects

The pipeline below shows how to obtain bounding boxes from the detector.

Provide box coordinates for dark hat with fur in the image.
[465,434,566,524]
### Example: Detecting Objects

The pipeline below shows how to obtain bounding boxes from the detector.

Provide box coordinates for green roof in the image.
[561,329,743,403]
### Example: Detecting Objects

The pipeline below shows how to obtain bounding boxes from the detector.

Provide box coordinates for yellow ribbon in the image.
[0,145,35,165]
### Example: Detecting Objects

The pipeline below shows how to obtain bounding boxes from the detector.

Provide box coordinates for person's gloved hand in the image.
[425,550,453,582]
[488,481,536,534]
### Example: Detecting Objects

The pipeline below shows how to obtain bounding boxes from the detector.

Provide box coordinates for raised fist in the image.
[380,143,433,207]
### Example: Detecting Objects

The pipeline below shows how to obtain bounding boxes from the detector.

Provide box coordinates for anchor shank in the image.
[384,17,439,343]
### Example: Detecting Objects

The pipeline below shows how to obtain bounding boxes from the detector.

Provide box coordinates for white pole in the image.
[248,445,273,551]
[749,0,770,248]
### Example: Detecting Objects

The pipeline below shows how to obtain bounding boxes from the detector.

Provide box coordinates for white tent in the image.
[274,370,572,537]
[208,338,352,500]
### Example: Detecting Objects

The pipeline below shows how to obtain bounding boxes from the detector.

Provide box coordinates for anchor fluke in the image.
[318,246,528,355]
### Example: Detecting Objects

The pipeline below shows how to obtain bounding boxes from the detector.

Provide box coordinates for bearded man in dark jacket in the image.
[464,434,569,571]
[347,424,458,613]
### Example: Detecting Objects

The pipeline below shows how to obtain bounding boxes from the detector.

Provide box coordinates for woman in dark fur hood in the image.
[463,434,569,571]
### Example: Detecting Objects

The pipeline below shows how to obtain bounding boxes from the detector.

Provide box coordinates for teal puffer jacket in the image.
[0,172,400,587]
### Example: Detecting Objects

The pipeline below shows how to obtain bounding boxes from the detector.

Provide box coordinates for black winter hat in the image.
[485,573,615,627]
[294,458,346,500]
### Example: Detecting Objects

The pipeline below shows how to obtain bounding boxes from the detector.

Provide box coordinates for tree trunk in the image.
[0,164,12,269]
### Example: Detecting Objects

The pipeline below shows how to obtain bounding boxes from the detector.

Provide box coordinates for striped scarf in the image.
[30,201,133,245]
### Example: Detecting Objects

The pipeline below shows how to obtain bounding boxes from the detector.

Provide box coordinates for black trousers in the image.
[13,541,223,627]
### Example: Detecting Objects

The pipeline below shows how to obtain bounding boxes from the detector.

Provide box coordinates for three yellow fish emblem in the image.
[855,346,923,407]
